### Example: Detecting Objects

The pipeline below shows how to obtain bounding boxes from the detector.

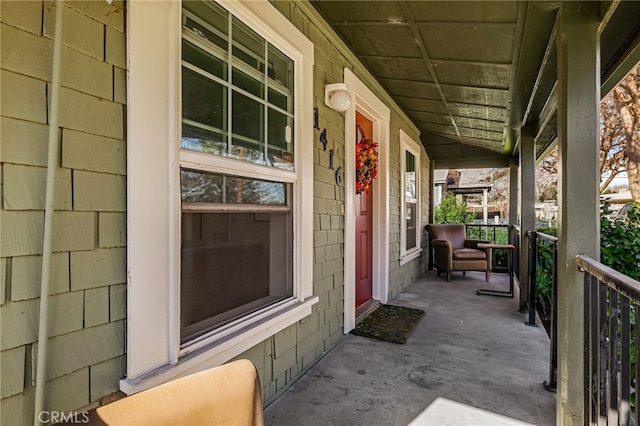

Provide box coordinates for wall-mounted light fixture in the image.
[325,83,351,112]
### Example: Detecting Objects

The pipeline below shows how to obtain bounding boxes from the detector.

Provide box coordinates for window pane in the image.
[406,202,417,250]
[232,17,265,73]
[268,88,288,111]
[183,1,228,51]
[232,91,264,165]
[225,176,287,205]
[232,67,264,98]
[182,123,228,157]
[181,169,223,203]
[180,211,293,343]
[183,40,226,79]
[405,151,417,201]
[406,151,415,173]
[268,44,293,93]
[182,67,226,132]
[181,169,287,206]
[267,108,294,170]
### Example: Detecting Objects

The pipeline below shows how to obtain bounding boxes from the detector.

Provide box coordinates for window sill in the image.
[120,295,318,395]
[399,248,423,266]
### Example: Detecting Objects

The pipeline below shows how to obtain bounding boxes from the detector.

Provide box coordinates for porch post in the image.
[556,2,600,425]
[482,188,488,224]
[519,127,535,311]
[509,157,518,277]
[428,160,435,270]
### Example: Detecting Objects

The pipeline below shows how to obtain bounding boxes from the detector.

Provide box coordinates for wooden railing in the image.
[578,255,640,426]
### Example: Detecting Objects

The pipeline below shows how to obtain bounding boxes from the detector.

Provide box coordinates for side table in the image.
[476,243,515,298]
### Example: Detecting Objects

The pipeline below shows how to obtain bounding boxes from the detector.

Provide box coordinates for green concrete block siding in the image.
[98,213,126,248]
[1,211,44,257]
[1,70,47,124]
[0,299,39,351]
[61,46,113,100]
[49,292,84,337]
[109,284,126,322]
[0,1,43,35]
[33,320,125,382]
[2,164,72,211]
[105,27,126,69]
[1,23,53,82]
[1,3,127,419]
[58,87,124,139]
[70,248,126,290]
[89,355,125,402]
[44,3,104,60]
[62,130,126,175]
[0,118,49,167]
[11,253,70,302]
[53,212,95,252]
[0,386,36,426]
[1,346,26,398]
[73,171,126,212]
[84,287,109,328]
[114,67,126,104]
[45,368,90,413]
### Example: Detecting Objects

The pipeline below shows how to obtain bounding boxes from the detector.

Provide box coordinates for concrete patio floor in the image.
[264,270,556,426]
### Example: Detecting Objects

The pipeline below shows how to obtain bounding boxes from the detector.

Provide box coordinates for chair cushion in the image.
[453,248,487,260]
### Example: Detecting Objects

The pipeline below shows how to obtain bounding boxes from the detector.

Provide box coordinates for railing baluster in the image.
[609,291,619,425]
[634,305,640,424]
[621,297,631,426]
[584,269,592,425]
[599,282,608,425]
[591,274,600,425]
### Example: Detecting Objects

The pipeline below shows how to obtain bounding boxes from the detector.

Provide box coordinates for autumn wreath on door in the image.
[355,133,379,194]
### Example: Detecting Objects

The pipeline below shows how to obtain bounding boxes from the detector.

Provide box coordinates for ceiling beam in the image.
[361,55,512,68]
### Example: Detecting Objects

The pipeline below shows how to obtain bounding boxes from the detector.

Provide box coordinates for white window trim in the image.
[124,0,316,395]
[399,130,422,266]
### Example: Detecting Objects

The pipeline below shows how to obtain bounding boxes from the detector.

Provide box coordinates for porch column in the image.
[556,3,600,425]
[429,160,435,270]
[509,157,518,275]
[519,127,535,311]
[482,188,488,224]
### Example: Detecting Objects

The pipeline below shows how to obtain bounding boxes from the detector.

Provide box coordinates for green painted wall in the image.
[1,2,127,424]
[0,0,429,422]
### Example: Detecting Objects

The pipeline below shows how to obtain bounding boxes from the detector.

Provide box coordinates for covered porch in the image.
[303,0,640,423]
[265,271,555,425]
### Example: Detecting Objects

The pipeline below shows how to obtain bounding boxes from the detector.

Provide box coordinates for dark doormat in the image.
[351,304,425,344]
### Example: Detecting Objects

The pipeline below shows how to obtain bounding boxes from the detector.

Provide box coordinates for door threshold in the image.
[355,299,380,324]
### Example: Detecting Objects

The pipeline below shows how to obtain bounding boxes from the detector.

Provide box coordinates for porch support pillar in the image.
[428,160,436,270]
[519,127,535,311]
[509,157,518,274]
[482,188,488,224]
[556,3,600,425]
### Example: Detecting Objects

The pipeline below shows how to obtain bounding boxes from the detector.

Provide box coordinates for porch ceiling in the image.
[310,1,640,168]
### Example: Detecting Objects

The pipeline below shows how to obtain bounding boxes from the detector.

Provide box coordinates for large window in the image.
[400,130,422,265]
[179,1,297,346]
[125,0,315,392]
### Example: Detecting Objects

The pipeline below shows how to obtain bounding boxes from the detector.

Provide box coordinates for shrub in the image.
[434,194,475,224]
[600,201,640,281]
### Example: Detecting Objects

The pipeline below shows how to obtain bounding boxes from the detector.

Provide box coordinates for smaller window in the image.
[400,131,422,265]
[180,170,293,344]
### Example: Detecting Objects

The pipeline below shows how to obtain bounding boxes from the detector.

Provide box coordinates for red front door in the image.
[355,112,373,309]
